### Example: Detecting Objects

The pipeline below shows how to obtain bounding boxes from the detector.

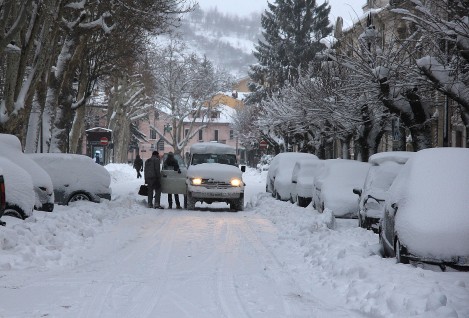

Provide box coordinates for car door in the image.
[161,154,187,194]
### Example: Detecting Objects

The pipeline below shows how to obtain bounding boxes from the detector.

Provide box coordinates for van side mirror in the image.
[353,188,362,196]
[241,165,246,172]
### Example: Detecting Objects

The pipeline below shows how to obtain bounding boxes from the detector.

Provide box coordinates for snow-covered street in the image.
[0,164,468,318]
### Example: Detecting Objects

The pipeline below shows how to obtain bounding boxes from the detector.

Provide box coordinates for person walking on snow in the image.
[163,152,182,209]
[133,154,143,178]
[144,151,163,209]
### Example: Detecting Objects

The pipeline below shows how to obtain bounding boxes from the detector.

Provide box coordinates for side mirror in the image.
[353,188,362,196]
[292,180,297,184]
[241,165,246,172]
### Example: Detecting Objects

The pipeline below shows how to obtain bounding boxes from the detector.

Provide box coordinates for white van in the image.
[185,142,246,211]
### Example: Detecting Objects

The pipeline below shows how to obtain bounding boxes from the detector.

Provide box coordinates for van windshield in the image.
[191,154,237,166]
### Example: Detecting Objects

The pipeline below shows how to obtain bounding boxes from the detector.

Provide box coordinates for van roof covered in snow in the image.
[190,142,236,155]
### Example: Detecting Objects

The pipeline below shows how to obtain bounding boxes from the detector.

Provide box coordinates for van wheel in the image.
[186,192,196,210]
[230,197,244,211]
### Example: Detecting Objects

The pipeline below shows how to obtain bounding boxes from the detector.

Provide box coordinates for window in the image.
[214,130,219,141]
[150,128,157,139]
[198,129,203,141]
[157,139,165,151]
[229,130,234,140]
[210,111,219,119]
[185,129,189,137]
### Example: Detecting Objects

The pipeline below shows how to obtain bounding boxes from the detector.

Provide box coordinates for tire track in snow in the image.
[75,213,174,318]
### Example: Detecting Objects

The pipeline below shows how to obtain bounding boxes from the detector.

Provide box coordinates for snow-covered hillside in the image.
[178,7,261,77]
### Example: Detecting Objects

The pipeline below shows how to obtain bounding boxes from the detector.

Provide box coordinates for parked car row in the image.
[266,148,469,271]
[0,134,112,223]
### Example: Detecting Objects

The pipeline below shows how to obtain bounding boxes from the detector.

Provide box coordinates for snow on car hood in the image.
[28,153,112,195]
[187,163,243,181]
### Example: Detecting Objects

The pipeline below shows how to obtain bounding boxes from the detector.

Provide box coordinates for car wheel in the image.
[4,205,26,220]
[186,192,196,210]
[379,228,388,257]
[395,238,409,264]
[297,196,304,207]
[230,197,244,212]
[68,193,91,204]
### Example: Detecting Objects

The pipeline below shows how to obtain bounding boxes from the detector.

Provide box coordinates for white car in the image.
[380,148,469,271]
[185,142,245,211]
[291,159,324,207]
[313,159,370,218]
[0,157,35,219]
[266,152,319,201]
[0,134,54,212]
[28,153,111,205]
[354,151,413,232]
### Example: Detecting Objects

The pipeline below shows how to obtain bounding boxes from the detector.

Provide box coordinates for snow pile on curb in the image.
[249,192,469,318]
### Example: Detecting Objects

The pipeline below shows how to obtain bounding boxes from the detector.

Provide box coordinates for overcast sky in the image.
[196,0,365,28]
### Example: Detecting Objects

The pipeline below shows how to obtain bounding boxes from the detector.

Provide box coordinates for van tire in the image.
[231,197,244,211]
[186,192,196,210]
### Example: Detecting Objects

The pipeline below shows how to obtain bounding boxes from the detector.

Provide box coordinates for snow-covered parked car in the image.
[266,152,319,201]
[290,159,324,207]
[380,148,469,271]
[0,157,35,220]
[354,151,413,232]
[28,153,112,205]
[185,142,246,211]
[313,159,370,218]
[0,134,54,212]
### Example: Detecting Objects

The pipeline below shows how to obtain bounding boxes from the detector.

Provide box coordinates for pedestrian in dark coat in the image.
[133,154,143,178]
[144,151,163,209]
[164,152,182,209]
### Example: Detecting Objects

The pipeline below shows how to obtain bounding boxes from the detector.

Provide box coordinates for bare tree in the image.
[148,36,232,154]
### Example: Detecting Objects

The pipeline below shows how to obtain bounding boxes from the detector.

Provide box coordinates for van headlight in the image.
[230,178,242,187]
[191,178,202,185]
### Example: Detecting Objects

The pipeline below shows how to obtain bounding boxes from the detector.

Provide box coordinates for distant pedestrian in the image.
[133,154,143,178]
[164,152,182,209]
[144,151,163,209]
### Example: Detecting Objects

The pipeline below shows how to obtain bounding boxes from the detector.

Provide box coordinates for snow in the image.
[0,157,35,217]
[369,151,414,165]
[186,163,243,181]
[189,142,237,155]
[386,148,469,259]
[0,134,54,208]
[267,152,319,198]
[314,159,370,217]
[291,159,325,199]
[0,163,468,317]
[27,153,112,203]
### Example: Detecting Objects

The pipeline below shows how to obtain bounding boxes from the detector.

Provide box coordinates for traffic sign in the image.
[259,140,268,149]
[100,137,109,146]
